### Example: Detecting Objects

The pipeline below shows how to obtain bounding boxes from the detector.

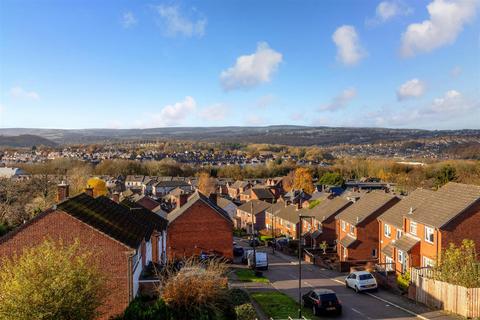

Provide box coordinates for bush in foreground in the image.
[0,240,106,320]
[235,303,257,320]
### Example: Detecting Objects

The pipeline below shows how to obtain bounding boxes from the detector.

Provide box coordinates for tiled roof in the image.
[154,180,190,188]
[119,198,168,231]
[407,182,480,228]
[336,191,399,226]
[135,196,161,211]
[339,234,359,248]
[217,197,236,210]
[237,199,271,215]
[126,175,145,182]
[231,180,250,189]
[276,205,301,224]
[306,197,352,222]
[392,234,419,253]
[251,188,275,199]
[378,189,435,229]
[57,193,151,249]
[168,191,233,224]
[381,243,394,257]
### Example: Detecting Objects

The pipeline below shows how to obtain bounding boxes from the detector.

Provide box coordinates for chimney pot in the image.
[57,182,69,202]
[85,186,94,197]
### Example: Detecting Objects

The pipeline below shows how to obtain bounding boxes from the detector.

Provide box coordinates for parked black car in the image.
[233,246,245,257]
[302,289,342,316]
[248,238,263,247]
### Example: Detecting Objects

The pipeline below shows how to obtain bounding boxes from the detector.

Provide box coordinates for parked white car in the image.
[345,271,378,292]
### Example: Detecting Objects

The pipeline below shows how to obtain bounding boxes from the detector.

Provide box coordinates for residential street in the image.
[234,238,460,320]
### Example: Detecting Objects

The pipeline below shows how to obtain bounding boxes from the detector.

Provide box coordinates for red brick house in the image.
[227,180,252,200]
[335,191,399,262]
[377,188,435,273]
[0,188,167,319]
[378,182,480,273]
[307,197,353,247]
[239,187,276,203]
[167,192,233,260]
[236,199,271,232]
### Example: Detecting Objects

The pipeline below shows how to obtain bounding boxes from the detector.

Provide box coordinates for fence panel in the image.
[410,268,479,318]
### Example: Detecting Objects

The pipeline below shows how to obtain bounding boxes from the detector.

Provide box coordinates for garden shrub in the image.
[228,288,250,306]
[397,271,411,292]
[235,303,257,320]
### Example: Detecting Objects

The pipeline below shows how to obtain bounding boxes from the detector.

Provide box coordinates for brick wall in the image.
[167,201,233,260]
[0,210,133,320]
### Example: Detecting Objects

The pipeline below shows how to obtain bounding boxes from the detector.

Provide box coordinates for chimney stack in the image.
[209,193,217,205]
[57,181,69,202]
[176,193,189,208]
[85,186,94,197]
[112,192,120,203]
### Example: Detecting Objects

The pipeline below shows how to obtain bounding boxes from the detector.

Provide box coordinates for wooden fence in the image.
[410,268,480,318]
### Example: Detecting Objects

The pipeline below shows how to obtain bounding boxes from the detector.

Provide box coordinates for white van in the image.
[247,251,268,270]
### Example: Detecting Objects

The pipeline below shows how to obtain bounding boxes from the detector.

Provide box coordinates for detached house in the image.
[0,185,168,319]
[167,192,233,260]
[336,191,399,262]
[379,182,480,273]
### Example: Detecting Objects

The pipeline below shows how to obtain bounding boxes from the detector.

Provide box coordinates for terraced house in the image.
[378,183,480,273]
[336,191,399,262]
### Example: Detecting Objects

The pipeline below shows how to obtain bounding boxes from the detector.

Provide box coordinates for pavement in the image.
[232,237,462,320]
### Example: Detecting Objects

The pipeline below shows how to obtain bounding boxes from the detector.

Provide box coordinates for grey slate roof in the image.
[306,197,352,222]
[392,234,419,253]
[237,199,271,215]
[168,191,233,224]
[407,182,480,228]
[381,243,394,257]
[251,188,275,200]
[336,191,399,226]
[339,234,359,248]
[276,205,301,224]
[378,189,436,229]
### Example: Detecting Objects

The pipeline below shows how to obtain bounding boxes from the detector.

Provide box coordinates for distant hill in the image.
[0,126,478,146]
[0,134,58,148]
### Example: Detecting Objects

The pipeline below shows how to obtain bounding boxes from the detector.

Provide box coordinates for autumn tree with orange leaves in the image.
[293,168,315,194]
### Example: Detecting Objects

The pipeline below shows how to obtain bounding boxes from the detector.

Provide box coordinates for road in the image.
[235,238,459,320]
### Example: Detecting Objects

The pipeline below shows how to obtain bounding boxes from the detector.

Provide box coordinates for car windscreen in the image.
[318,293,337,302]
[359,274,374,280]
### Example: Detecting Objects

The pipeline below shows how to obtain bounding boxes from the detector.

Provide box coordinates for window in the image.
[341,220,346,231]
[424,226,434,243]
[409,221,417,235]
[372,248,377,258]
[349,225,355,235]
[422,256,435,268]
[384,223,391,238]
[398,250,404,263]
[396,229,403,240]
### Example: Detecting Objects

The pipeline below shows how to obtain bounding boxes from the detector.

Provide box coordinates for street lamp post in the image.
[251,201,256,270]
[298,213,314,319]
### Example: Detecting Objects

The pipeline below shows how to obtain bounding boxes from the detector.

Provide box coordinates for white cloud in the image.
[122,12,137,28]
[144,96,197,127]
[374,1,413,23]
[9,87,40,100]
[332,25,366,66]
[155,5,206,37]
[199,103,229,121]
[401,0,480,57]
[397,78,426,100]
[220,42,283,91]
[320,87,357,111]
[428,90,472,113]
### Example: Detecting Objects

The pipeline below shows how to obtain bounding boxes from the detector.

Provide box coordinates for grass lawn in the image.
[251,291,315,319]
[259,235,273,242]
[235,269,270,283]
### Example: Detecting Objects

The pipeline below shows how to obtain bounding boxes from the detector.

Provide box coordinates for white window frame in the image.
[398,250,404,264]
[422,256,435,268]
[409,221,417,236]
[396,229,403,240]
[424,226,434,244]
[384,223,391,238]
[341,220,346,232]
[385,256,394,271]
[349,225,355,236]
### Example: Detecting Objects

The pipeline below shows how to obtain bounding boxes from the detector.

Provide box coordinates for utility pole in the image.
[298,212,302,319]
[270,205,276,254]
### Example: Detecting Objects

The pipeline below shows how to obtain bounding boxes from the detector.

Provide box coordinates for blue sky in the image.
[0,0,479,129]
